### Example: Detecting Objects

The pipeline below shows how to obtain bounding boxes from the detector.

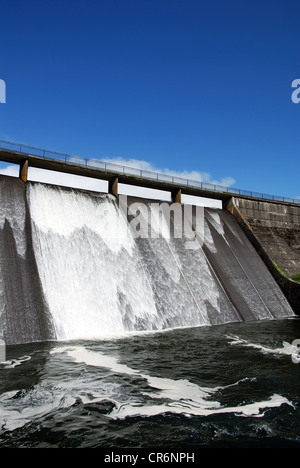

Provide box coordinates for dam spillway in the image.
[0,175,294,345]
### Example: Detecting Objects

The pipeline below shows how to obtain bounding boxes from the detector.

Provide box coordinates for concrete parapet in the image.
[232,198,300,230]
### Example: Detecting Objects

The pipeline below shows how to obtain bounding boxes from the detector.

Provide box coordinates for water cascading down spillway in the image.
[0,176,294,345]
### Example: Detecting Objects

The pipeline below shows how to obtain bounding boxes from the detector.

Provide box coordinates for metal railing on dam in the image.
[0,138,299,205]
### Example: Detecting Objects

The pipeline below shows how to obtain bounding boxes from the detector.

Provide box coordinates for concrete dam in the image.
[0,174,296,346]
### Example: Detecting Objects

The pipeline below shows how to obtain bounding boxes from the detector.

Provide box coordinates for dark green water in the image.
[1,317,300,448]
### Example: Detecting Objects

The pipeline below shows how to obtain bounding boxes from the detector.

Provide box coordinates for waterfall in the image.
[28,184,160,340]
[0,176,294,344]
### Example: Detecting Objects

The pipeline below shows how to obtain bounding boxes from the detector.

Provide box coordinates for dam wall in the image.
[0,175,295,345]
[0,176,56,344]
[225,197,300,315]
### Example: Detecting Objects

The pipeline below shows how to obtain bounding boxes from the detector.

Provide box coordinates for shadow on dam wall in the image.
[0,175,297,346]
[0,176,56,344]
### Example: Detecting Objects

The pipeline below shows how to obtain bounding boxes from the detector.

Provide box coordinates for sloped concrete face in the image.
[232,198,300,278]
[203,209,293,321]
[225,197,300,315]
[0,176,56,345]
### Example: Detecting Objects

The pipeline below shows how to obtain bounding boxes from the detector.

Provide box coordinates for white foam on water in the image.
[0,345,294,433]
[0,347,115,432]
[112,393,291,420]
[65,346,294,420]
[227,335,300,361]
[0,355,31,369]
[0,384,77,432]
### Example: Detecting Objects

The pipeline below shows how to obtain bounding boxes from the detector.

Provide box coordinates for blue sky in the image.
[0,0,299,199]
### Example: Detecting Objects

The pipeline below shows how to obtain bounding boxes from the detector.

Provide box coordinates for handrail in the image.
[0,138,299,204]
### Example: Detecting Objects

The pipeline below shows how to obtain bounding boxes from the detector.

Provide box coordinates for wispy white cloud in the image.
[101,157,236,188]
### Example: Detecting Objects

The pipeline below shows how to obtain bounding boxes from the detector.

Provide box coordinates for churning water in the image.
[0,176,299,448]
[0,319,300,448]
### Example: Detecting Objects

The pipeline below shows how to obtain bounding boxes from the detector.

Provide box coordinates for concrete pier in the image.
[108,177,118,197]
[19,159,29,183]
[171,188,182,205]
